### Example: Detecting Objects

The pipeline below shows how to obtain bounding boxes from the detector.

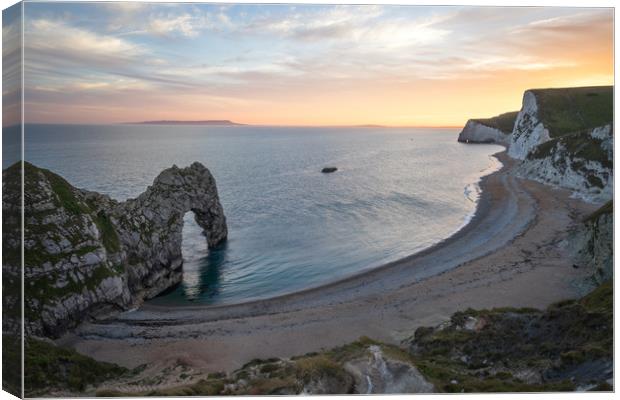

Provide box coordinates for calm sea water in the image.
[19,124,502,305]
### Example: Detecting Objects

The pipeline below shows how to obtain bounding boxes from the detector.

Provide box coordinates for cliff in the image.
[570,201,613,293]
[508,86,612,159]
[458,86,613,203]
[515,124,613,202]
[4,161,227,337]
[457,111,518,145]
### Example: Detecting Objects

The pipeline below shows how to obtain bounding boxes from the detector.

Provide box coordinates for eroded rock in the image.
[4,161,227,337]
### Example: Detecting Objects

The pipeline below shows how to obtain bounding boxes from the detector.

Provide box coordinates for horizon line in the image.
[7,121,465,129]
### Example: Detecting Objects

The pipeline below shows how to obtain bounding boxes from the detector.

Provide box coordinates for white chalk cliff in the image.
[507,91,551,160]
[459,87,613,204]
[457,120,511,145]
[514,124,613,203]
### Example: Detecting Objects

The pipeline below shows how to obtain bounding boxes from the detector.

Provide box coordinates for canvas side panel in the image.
[2,2,24,398]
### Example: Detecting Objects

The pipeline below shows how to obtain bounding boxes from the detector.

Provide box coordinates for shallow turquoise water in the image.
[22,124,502,305]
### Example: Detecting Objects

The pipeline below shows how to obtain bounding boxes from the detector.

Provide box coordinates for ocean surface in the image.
[18,124,502,305]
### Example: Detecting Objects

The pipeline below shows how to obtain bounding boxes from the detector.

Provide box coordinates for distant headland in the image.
[126,120,245,126]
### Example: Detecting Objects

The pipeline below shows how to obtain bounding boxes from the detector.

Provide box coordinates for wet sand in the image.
[59,151,597,374]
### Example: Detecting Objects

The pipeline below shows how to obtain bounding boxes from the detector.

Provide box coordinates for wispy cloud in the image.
[27,18,143,65]
[20,4,613,126]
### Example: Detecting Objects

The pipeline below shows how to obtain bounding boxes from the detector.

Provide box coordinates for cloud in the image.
[3,11,22,126]
[148,13,201,37]
[244,5,449,49]
[19,4,613,125]
[27,18,142,65]
[104,4,234,38]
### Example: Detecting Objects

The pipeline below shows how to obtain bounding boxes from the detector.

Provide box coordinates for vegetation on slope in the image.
[472,111,519,134]
[531,86,613,138]
[528,128,613,179]
[24,338,129,397]
[409,281,613,392]
[91,283,613,396]
[27,281,612,396]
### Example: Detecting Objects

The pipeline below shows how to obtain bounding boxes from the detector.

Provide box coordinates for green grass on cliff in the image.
[472,111,519,134]
[24,162,122,254]
[528,128,612,175]
[25,338,128,397]
[531,86,613,138]
[94,211,121,253]
[410,281,613,392]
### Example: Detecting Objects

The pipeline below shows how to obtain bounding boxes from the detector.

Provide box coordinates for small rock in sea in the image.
[573,264,580,269]
[321,167,338,173]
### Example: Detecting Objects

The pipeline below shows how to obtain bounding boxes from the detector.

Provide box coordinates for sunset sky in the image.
[7,3,615,126]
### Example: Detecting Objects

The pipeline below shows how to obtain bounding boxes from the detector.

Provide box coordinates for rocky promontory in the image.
[507,86,613,159]
[4,161,227,337]
[459,86,613,203]
[457,111,518,145]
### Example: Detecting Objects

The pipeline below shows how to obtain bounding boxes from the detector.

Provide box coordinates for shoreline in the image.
[147,145,504,309]
[61,149,597,373]
[127,150,509,315]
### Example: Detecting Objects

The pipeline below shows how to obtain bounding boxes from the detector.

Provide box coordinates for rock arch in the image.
[11,161,227,336]
[112,161,228,300]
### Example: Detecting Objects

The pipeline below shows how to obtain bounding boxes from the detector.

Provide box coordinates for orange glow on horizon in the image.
[13,4,614,128]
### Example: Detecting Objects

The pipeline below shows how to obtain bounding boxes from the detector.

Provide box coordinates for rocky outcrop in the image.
[108,162,227,301]
[457,112,517,145]
[344,345,434,393]
[458,121,510,145]
[4,161,227,337]
[508,91,551,159]
[457,86,613,203]
[570,201,613,293]
[507,86,612,160]
[515,124,613,203]
[91,338,433,396]
[407,281,613,392]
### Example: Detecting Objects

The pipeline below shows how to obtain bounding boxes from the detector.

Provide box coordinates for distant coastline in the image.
[126,120,245,126]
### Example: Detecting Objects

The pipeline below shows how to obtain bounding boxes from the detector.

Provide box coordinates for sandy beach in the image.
[59,150,597,374]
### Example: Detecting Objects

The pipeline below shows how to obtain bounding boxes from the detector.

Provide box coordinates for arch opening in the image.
[178,211,226,301]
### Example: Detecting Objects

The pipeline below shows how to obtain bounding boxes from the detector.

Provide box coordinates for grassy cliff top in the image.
[530,86,613,138]
[472,111,519,134]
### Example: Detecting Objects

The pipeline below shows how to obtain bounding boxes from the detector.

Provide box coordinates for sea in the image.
[12,124,503,305]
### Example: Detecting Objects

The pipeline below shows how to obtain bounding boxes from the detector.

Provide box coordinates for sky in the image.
[3,2,615,126]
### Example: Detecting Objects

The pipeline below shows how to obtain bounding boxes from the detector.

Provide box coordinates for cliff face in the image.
[457,111,517,145]
[508,86,613,160]
[5,161,227,337]
[457,120,510,145]
[515,124,613,203]
[507,91,551,159]
[570,201,613,293]
[458,86,613,204]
